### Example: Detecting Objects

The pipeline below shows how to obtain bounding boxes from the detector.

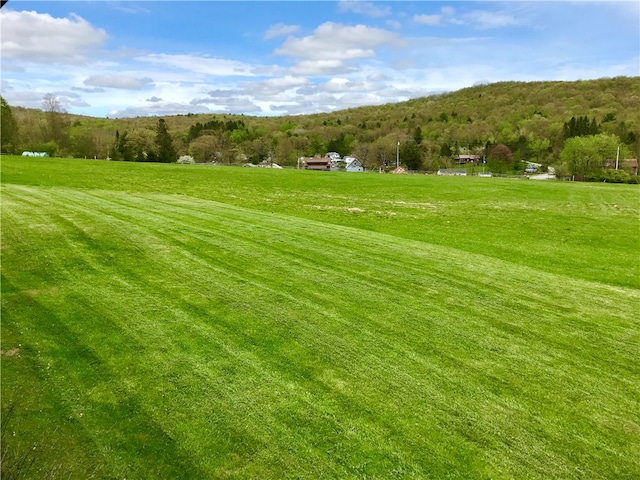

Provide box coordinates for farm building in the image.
[301,156,331,171]
[456,154,481,164]
[604,158,638,176]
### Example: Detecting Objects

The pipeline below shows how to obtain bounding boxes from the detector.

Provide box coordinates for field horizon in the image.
[2,156,638,478]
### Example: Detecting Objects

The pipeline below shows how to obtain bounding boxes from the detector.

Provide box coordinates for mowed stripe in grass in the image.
[3,156,638,289]
[2,182,638,479]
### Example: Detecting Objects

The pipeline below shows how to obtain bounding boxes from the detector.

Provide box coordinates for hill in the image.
[2,77,639,170]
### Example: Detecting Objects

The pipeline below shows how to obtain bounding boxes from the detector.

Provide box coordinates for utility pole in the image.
[616,145,620,170]
[396,141,400,169]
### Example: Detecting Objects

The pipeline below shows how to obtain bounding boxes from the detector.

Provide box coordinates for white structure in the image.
[329,155,363,172]
[21,151,49,157]
[525,162,542,173]
[437,168,467,176]
[343,156,364,172]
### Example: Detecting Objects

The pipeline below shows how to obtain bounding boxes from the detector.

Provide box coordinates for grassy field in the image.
[1,156,639,479]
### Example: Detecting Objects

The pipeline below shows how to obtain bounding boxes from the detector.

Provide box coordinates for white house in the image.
[329,156,363,172]
[343,156,363,172]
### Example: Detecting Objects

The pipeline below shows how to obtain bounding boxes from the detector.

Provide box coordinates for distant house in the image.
[302,156,331,171]
[328,155,364,172]
[624,159,639,176]
[525,162,541,173]
[457,154,481,164]
[437,168,467,176]
[604,158,638,176]
[343,156,363,172]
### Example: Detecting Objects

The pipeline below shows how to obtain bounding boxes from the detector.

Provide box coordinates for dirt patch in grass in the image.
[1,348,21,357]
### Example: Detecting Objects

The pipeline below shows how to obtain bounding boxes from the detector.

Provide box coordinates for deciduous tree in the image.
[0,96,18,153]
[42,93,69,152]
[487,143,514,173]
[559,133,627,178]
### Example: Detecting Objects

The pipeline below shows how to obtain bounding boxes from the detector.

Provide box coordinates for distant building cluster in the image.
[299,152,364,172]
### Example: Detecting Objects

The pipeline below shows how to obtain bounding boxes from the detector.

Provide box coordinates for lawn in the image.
[2,156,639,479]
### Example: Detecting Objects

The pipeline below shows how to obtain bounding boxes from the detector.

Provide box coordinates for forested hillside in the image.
[2,77,639,176]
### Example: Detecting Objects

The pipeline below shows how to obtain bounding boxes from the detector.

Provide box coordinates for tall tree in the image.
[412,126,423,145]
[400,141,423,170]
[42,93,68,151]
[155,118,176,163]
[0,96,18,153]
[487,143,514,173]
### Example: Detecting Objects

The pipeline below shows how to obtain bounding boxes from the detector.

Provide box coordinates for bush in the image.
[177,155,195,164]
[597,169,633,183]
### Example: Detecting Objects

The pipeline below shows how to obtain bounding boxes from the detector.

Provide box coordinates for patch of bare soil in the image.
[1,348,21,357]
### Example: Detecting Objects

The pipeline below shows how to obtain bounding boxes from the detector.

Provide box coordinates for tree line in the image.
[1,77,638,181]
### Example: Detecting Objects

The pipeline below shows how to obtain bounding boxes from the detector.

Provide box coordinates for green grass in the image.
[2,156,639,479]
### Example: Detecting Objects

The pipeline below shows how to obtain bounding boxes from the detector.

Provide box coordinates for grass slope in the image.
[2,156,639,479]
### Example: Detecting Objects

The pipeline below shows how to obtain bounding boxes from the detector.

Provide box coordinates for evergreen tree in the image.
[155,118,176,163]
[440,143,452,158]
[109,130,123,161]
[400,141,423,170]
[413,126,423,145]
[109,130,134,161]
[563,115,600,139]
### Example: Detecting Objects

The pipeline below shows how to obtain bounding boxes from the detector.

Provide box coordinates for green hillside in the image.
[2,156,639,478]
[3,77,639,172]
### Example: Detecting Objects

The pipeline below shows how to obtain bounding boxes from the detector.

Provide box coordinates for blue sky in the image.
[1,1,638,118]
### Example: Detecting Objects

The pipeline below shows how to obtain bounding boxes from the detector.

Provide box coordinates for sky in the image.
[1,1,638,118]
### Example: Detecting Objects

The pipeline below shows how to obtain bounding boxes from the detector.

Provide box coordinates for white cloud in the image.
[264,23,300,40]
[414,14,442,26]
[289,59,357,76]
[189,94,263,114]
[276,22,401,75]
[109,102,211,118]
[276,23,399,60]
[0,10,107,64]
[137,53,257,77]
[84,75,154,90]
[115,5,152,15]
[338,1,391,18]
[367,72,390,82]
[246,76,310,97]
[465,10,519,29]
[72,86,106,93]
[413,6,520,30]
